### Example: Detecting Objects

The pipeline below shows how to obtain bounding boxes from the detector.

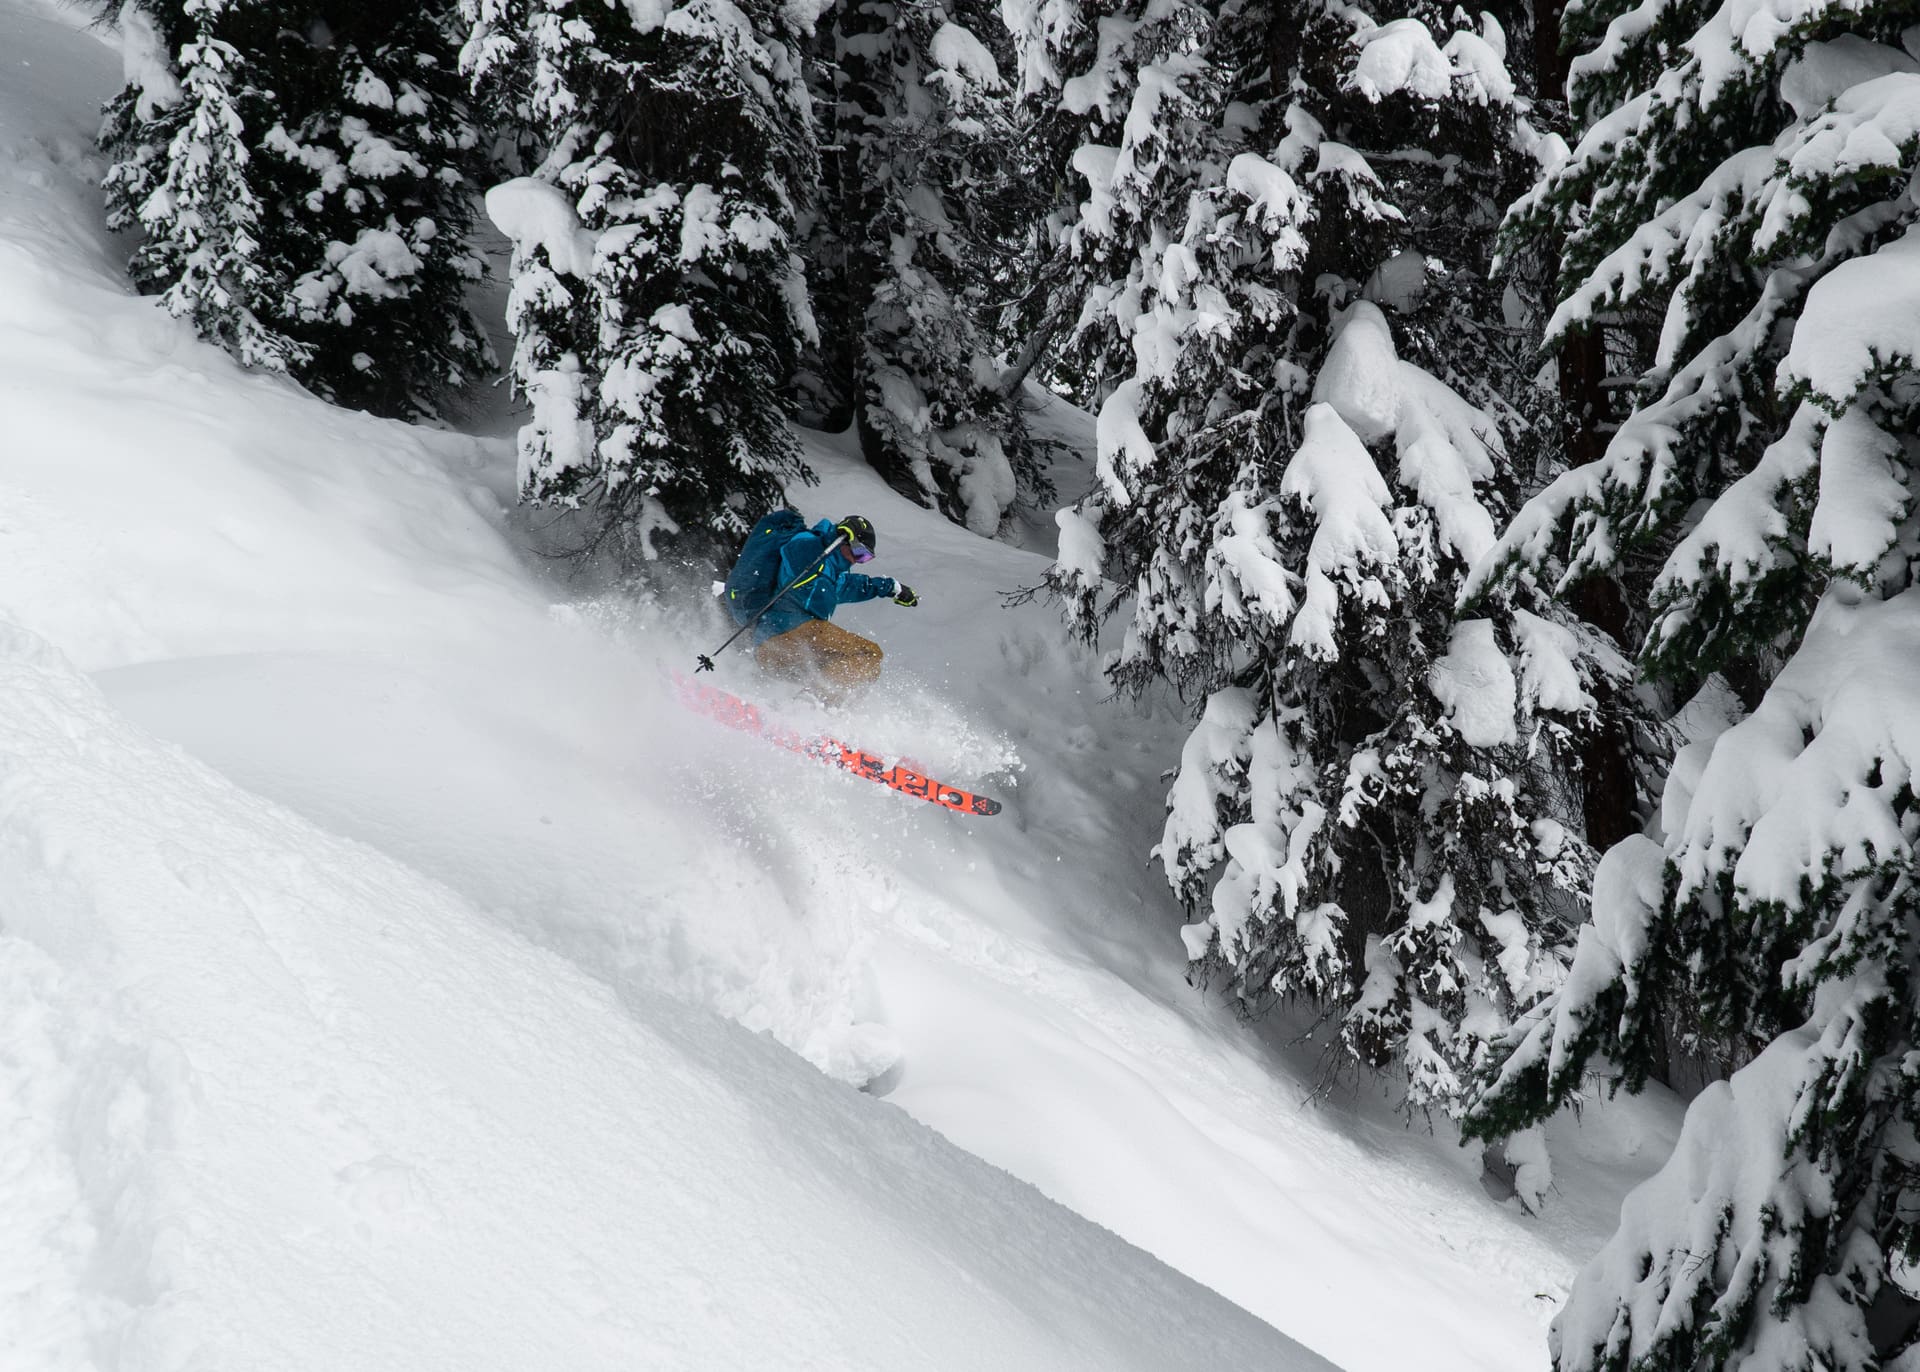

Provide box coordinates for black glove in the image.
[892,582,919,608]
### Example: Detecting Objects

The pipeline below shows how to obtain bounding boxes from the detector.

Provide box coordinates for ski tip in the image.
[971,795,1003,817]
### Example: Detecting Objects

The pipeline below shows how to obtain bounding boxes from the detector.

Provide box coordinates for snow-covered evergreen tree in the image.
[102,0,491,417]
[1463,0,1920,1361]
[464,0,817,556]
[104,3,296,372]
[1030,0,1617,1119]
[802,0,1038,534]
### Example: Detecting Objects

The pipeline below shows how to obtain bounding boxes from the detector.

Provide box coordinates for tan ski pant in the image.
[756,619,884,697]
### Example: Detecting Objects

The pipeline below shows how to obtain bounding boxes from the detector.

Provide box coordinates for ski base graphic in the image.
[674,674,1003,818]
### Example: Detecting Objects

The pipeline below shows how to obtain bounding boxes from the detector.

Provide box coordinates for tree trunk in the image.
[1570,576,1641,851]
[1561,325,1639,856]
[828,2,926,502]
[1533,0,1574,104]
[1535,0,1641,854]
[1558,328,1608,467]
[996,312,1063,399]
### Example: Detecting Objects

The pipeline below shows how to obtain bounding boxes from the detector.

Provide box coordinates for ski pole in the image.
[695,533,847,673]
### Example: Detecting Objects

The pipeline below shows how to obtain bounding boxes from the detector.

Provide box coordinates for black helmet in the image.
[837,514,876,555]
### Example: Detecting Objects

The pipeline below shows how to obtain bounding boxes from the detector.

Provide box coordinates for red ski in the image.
[673,674,1003,818]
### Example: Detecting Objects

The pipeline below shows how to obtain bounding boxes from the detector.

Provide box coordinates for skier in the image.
[722,512,918,696]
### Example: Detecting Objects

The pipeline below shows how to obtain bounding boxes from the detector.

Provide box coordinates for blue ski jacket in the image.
[753,519,898,643]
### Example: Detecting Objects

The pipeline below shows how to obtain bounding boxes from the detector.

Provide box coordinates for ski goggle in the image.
[838,525,874,562]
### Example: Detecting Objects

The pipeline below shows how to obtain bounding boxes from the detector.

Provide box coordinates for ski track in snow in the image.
[0,3,1679,1369]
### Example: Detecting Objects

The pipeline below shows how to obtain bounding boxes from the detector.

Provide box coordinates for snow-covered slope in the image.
[0,7,1335,1370]
[0,622,1318,1372]
[0,2,1677,1368]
